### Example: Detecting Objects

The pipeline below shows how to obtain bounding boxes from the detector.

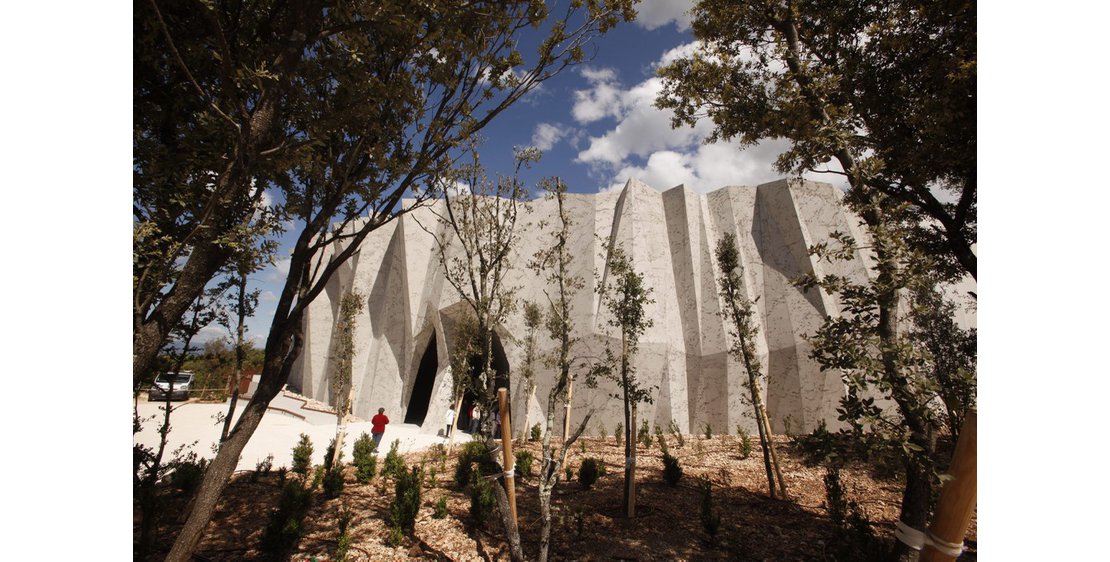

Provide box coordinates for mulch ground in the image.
[137,433,976,561]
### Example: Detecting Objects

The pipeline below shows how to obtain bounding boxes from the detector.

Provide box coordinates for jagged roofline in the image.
[293,176,921,438]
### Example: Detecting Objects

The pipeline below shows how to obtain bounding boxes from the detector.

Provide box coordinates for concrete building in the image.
[289,178,954,436]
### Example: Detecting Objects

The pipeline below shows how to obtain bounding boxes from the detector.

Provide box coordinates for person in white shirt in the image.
[470,405,481,433]
[444,407,455,439]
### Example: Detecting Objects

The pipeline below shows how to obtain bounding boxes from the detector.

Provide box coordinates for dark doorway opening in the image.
[405,334,438,425]
[456,331,511,433]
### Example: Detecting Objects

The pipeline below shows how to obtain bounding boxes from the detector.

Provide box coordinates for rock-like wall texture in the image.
[289,178,896,436]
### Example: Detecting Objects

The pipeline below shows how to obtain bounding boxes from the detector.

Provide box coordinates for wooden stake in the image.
[498,388,518,524]
[919,411,977,562]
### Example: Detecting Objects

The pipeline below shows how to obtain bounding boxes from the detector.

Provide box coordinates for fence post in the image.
[919,411,977,562]
[498,387,518,524]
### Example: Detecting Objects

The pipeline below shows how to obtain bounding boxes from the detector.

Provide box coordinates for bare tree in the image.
[591,243,654,518]
[329,290,365,468]
[528,178,595,561]
[424,148,534,561]
[714,232,788,499]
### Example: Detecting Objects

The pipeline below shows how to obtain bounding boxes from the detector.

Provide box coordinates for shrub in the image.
[433,495,448,519]
[276,466,288,486]
[335,507,354,562]
[323,466,344,500]
[823,466,883,560]
[386,525,404,548]
[352,432,378,483]
[578,458,600,489]
[596,421,607,438]
[694,440,707,463]
[655,425,668,454]
[455,440,488,488]
[579,439,587,454]
[389,465,424,532]
[311,465,325,490]
[324,438,344,472]
[668,420,685,447]
[700,480,721,541]
[515,450,534,478]
[738,426,753,459]
[469,472,495,526]
[170,452,208,495]
[291,434,314,478]
[597,462,608,477]
[252,453,274,482]
[794,420,838,467]
[703,422,713,440]
[530,423,542,441]
[259,479,313,556]
[383,439,404,478]
[638,419,652,448]
[662,452,682,487]
[614,422,623,447]
[427,443,448,467]
[564,466,573,482]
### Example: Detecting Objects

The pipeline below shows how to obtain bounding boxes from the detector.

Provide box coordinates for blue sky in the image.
[199,0,843,346]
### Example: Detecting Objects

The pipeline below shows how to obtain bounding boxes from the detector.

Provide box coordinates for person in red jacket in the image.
[370,408,389,451]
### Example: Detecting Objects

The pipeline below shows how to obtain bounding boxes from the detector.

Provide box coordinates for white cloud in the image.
[634,0,694,31]
[531,122,570,151]
[259,290,277,302]
[275,257,291,275]
[575,44,846,194]
[572,67,623,124]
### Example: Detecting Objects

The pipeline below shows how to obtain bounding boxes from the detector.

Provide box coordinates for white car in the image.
[148,372,195,401]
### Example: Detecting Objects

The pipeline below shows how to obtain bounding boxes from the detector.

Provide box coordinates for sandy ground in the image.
[134,391,449,471]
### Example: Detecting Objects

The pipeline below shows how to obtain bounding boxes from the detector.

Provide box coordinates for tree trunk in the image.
[221,275,248,443]
[746,368,776,499]
[447,391,463,454]
[625,402,637,518]
[165,316,300,562]
[562,378,574,442]
[752,383,788,499]
[538,479,554,562]
[331,382,354,468]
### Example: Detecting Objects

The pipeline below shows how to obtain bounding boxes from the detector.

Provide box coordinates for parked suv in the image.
[148,372,195,401]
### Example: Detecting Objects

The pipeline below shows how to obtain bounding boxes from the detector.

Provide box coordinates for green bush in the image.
[655,425,668,454]
[662,452,682,487]
[382,439,404,478]
[389,465,424,532]
[324,438,344,472]
[469,472,495,526]
[596,421,607,438]
[428,443,448,467]
[252,453,274,482]
[259,479,313,556]
[530,423,541,441]
[515,450,534,478]
[668,420,685,447]
[637,419,652,448]
[823,466,883,560]
[700,480,721,540]
[386,525,404,547]
[169,452,208,495]
[276,466,288,486]
[734,426,752,459]
[578,458,599,489]
[335,507,354,562]
[352,432,378,483]
[454,440,488,488]
[433,495,448,519]
[614,422,623,447]
[564,466,573,482]
[323,466,344,500]
[703,422,713,440]
[291,433,314,478]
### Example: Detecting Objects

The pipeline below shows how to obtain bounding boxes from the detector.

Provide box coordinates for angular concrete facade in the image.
[289,178,889,436]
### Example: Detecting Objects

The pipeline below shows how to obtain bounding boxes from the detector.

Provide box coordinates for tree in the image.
[162,3,636,559]
[216,248,272,443]
[656,0,976,280]
[796,199,975,561]
[528,178,595,561]
[329,290,366,469]
[591,243,654,518]
[516,300,543,441]
[426,148,534,561]
[134,284,225,558]
[714,233,788,500]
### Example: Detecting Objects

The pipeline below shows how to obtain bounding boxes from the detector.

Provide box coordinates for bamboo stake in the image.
[498,388,518,524]
[919,411,977,562]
